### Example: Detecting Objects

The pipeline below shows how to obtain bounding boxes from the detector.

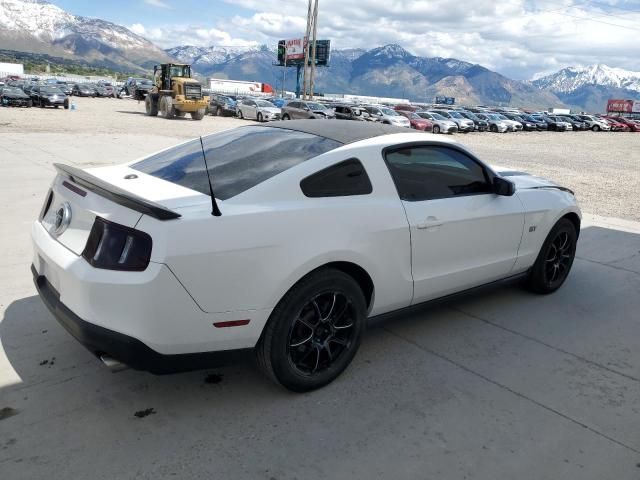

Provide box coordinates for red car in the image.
[604,116,640,132]
[396,110,434,131]
[600,117,630,132]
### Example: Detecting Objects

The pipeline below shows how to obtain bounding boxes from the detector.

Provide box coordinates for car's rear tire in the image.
[282,113,290,120]
[256,268,367,392]
[490,124,498,133]
[592,125,600,132]
[257,112,264,122]
[433,125,440,134]
[526,218,577,294]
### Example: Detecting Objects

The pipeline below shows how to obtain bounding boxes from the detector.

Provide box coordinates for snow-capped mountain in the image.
[165,45,258,71]
[0,0,172,72]
[533,64,640,93]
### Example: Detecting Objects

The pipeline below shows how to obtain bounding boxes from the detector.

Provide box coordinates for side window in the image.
[385,146,492,201]
[300,159,372,198]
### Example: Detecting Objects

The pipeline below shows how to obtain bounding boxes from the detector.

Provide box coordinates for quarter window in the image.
[385,146,492,201]
[301,159,372,197]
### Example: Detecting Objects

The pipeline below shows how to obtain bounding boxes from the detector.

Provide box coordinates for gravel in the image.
[1,96,639,220]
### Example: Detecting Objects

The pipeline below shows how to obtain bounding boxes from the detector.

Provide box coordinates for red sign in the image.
[607,99,633,113]
[285,37,308,60]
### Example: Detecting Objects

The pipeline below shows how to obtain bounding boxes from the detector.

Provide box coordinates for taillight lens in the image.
[82,217,152,271]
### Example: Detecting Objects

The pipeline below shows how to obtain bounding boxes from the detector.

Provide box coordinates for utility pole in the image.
[301,0,313,99]
[282,44,287,98]
[308,0,319,100]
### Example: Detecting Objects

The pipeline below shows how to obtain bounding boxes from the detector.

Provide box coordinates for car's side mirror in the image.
[493,176,516,196]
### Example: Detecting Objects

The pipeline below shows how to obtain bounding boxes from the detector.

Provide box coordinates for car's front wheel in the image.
[257,269,367,392]
[433,125,440,134]
[526,218,577,294]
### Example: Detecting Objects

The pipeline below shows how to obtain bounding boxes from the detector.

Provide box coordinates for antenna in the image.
[199,136,222,217]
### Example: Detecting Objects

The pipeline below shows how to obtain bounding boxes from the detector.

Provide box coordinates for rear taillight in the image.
[40,189,54,220]
[82,217,152,271]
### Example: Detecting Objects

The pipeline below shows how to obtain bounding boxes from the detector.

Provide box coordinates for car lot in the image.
[1,97,640,479]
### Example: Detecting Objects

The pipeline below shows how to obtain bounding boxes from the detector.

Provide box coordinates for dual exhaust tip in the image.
[99,354,128,373]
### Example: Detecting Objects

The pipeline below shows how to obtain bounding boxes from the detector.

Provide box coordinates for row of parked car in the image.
[206,94,640,133]
[0,77,123,108]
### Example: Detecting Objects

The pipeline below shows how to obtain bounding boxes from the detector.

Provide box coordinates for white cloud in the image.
[143,0,172,9]
[134,0,640,78]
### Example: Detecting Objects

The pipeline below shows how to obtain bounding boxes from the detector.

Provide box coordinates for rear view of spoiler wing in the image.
[54,163,181,221]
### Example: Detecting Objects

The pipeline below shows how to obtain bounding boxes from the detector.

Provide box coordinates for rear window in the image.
[131,126,341,200]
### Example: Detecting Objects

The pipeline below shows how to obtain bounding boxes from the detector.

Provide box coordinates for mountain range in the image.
[1,0,639,111]
[0,0,171,73]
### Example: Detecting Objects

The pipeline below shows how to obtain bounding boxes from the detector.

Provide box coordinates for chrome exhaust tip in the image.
[100,355,128,373]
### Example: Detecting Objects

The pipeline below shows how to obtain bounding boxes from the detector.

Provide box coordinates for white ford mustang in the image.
[32,120,581,391]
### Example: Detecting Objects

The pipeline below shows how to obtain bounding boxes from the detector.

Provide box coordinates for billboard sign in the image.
[607,99,634,113]
[277,39,331,66]
[435,96,455,105]
[634,101,640,113]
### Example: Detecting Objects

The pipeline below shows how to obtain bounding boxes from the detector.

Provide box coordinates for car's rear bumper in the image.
[31,220,271,356]
[32,265,251,374]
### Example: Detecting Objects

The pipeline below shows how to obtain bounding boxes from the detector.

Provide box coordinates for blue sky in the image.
[46,0,640,79]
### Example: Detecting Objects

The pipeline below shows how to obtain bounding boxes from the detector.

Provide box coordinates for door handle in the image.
[416,216,443,230]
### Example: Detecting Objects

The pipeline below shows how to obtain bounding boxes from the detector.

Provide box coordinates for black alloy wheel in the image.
[527,218,577,294]
[257,269,366,392]
[287,292,356,375]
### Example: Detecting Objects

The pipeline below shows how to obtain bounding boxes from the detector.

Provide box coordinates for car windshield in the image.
[380,108,399,116]
[495,114,508,120]
[487,114,502,120]
[306,102,326,110]
[138,78,152,85]
[423,112,445,120]
[407,113,421,119]
[447,112,464,119]
[461,112,479,120]
[256,100,276,108]
[41,87,63,94]
[132,126,342,200]
[2,87,22,94]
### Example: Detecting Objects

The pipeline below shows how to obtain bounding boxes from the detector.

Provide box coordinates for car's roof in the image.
[263,119,416,145]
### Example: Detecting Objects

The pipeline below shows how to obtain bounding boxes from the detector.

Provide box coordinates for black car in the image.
[0,86,32,107]
[30,85,69,108]
[503,113,538,131]
[458,111,489,131]
[533,115,570,131]
[123,77,153,98]
[209,94,237,116]
[56,82,73,96]
[518,113,548,130]
[89,84,110,97]
[72,83,96,97]
[333,105,372,121]
[558,116,588,131]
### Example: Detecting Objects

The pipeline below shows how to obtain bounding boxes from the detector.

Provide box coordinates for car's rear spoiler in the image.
[53,163,181,220]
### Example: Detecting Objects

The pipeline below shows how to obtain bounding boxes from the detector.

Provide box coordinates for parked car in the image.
[281,100,336,120]
[430,110,475,133]
[90,84,110,97]
[32,120,581,392]
[271,97,289,108]
[600,116,630,132]
[0,86,32,107]
[492,113,524,132]
[55,82,73,96]
[362,105,411,127]
[575,114,611,131]
[123,77,153,97]
[605,116,640,132]
[209,94,237,116]
[29,85,69,109]
[532,115,571,131]
[558,116,588,131]
[458,111,489,132]
[517,113,548,131]
[236,98,281,122]
[333,105,374,121]
[475,113,510,133]
[96,81,116,97]
[415,111,457,134]
[503,113,537,131]
[396,110,433,131]
[72,83,96,97]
